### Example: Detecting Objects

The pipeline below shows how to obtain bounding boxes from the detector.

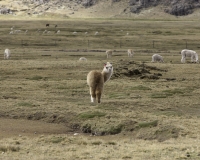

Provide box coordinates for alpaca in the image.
[106,50,113,58]
[151,54,164,63]
[4,48,11,59]
[87,62,113,103]
[181,49,198,63]
[127,49,134,57]
[79,57,87,61]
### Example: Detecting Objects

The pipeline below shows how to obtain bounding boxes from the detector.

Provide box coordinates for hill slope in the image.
[0,0,200,19]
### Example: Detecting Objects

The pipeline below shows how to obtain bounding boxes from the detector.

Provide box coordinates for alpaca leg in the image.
[181,57,185,63]
[96,85,103,103]
[91,96,95,103]
[90,87,96,103]
[191,56,194,63]
[96,92,101,103]
[192,55,196,63]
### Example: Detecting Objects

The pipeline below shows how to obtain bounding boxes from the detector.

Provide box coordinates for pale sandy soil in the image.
[0,118,68,139]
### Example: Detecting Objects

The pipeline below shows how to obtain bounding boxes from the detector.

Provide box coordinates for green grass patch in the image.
[108,124,124,135]
[150,88,191,98]
[109,93,130,99]
[152,30,162,34]
[155,110,182,117]
[0,145,20,152]
[138,120,158,128]
[79,111,106,119]
[28,75,43,80]
[51,137,65,143]
[97,105,120,111]
[107,142,117,145]
[150,93,170,98]
[122,156,132,159]
[18,102,34,107]
[91,141,102,145]
[130,85,152,91]
[162,89,185,95]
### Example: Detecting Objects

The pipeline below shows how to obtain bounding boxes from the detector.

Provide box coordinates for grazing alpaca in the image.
[181,49,198,63]
[106,50,113,58]
[79,57,87,61]
[87,62,113,103]
[127,49,134,57]
[4,48,11,59]
[151,54,164,63]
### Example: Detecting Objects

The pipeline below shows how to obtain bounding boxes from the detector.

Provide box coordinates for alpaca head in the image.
[103,62,113,74]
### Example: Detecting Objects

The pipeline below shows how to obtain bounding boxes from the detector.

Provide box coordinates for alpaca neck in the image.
[102,71,112,83]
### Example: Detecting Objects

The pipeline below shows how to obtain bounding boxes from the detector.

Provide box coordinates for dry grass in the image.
[0,19,200,159]
[1,135,200,159]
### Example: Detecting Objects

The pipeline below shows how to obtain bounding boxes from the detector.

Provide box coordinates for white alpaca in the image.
[14,30,21,33]
[43,30,47,34]
[151,54,164,63]
[4,49,11,59]
[106,50,113,58]
[10,26,14,30]
[127,49,134,57]
[79,57,87,61]
[181,49,198,63]
[87,62,113,103]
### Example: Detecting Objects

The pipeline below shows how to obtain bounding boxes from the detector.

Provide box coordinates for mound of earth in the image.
[113,59,167,80]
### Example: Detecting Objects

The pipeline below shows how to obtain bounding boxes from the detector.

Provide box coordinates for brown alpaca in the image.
[87,62,113,103]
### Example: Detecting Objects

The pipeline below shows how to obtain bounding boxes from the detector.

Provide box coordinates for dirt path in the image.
[0,118,68,139]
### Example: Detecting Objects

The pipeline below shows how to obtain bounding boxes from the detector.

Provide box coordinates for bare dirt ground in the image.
[0,118,68,139]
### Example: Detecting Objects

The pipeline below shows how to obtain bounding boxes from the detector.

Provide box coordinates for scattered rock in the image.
[1,0,199,17]
[129,0,200,16]
[82,0,96,7]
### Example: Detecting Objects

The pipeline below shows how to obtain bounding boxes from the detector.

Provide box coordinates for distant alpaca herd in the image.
[104,49,198,63]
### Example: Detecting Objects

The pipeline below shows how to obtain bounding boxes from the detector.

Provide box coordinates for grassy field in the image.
[0,19,200,159]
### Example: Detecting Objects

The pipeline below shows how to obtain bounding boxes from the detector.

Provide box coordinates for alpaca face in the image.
[103,62,113,74]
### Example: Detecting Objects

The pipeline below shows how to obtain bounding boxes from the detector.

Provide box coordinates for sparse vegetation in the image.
[0,19,200,159]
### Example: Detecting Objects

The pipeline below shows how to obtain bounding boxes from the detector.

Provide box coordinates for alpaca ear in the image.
[104,63,107,66]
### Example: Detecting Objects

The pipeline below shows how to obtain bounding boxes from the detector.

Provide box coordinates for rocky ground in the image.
[0,0,200,19]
